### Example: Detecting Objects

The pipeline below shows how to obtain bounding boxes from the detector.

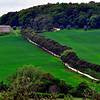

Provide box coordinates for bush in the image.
[1,66,73,100]
[94,93,100,100]
[72,82,92,97]
[0,81,8,92]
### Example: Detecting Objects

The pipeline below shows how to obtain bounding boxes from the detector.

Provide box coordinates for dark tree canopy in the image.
[0,2,100,32]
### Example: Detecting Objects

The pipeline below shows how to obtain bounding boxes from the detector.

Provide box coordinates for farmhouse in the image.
[0,25,11,33]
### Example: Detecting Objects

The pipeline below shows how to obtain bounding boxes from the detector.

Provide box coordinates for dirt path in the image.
[27,38,100,81]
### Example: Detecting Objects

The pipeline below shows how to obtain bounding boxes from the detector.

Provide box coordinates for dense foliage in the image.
[0,66,72,99]
[0,2,100,32]
[22,29,71,55]
[0,66,95,100]
[61,50,100,79]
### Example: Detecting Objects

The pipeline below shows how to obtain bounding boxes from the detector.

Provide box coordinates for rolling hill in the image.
[44,29,100,65]
[0,31,100,92]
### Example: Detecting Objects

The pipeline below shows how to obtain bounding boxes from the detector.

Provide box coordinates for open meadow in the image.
[0,31,100,92]
[44,29,100,65]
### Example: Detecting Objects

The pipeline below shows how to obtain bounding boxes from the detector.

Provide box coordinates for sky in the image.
[0,0,99,16]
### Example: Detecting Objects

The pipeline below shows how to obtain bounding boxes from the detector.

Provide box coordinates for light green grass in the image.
[44,29,100,65]
[0,32,100,92]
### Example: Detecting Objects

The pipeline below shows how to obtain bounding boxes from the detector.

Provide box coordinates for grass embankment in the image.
[44,29,100,65]
[0,31,100,92]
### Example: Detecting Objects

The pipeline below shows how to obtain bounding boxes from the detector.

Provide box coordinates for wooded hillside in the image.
[0,2,100,32]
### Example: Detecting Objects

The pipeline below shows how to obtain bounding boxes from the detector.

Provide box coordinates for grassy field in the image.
[0,31,100,92]
[44,29,100,65]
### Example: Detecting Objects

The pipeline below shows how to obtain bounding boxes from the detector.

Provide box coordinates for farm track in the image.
[27,38,100,81]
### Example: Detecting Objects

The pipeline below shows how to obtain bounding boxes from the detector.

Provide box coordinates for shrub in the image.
[72,82,92,97]
[0,81,8,92]
[94,93,100,100]
[1,66,73,100]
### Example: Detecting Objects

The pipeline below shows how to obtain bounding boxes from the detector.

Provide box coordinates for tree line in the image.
[22,29,71,55]
[0,66,99,100]
[61,50,100,79]
[0,2,100,32]
[22,29,100,79]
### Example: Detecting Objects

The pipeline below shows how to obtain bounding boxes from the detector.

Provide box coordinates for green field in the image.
[0,32,100,92]
[44,29,100,65]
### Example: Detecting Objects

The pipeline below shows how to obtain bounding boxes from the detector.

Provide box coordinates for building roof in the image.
[0,25,11,28]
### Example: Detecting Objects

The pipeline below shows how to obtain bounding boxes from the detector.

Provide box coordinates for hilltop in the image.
[0,2,100,32]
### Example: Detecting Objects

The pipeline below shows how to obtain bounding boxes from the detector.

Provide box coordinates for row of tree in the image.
[61,50,100,79]
[22,29,71,55]
[22,29,100,79]
[0,2,100,32]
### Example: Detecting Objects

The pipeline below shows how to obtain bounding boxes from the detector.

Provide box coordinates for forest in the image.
[0,1,100,32]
